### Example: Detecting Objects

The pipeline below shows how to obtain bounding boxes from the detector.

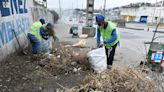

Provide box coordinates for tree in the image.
[50,10,59,23]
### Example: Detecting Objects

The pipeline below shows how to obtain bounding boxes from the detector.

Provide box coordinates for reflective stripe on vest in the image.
[98,21,120,47]
[28,22,42,39]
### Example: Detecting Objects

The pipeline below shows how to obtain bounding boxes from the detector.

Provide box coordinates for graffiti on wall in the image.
[0,17,30,48]
[0,0,28,17]
[0,0,30,48]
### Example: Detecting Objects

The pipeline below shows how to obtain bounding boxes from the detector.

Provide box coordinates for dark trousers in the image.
[105,43,117,65]
[28,33,42,54]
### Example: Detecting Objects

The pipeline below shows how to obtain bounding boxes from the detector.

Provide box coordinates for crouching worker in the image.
[28,19,56,54]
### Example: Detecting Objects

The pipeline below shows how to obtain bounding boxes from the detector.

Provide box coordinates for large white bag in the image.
[42,37,52,53]
[87,47,107,73]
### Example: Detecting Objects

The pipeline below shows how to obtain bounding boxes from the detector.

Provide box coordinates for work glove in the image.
[97,42,104,48]
[42,35,49,40]
[104,40,108,44]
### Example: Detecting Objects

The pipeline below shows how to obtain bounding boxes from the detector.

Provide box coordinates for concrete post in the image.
[82,0,96,37]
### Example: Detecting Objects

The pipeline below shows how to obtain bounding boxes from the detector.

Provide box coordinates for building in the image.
[120,7,138,22]
[120,1,164,23]
[106,8,121,21]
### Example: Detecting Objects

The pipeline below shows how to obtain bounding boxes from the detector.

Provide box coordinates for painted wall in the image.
[136,7,164,23]
[121,7,164,23]
[120,8,138,17]
[0,0,54,61]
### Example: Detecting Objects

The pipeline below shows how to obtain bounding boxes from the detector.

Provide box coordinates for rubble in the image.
[36,43,90,76]
[79,34,88,39]
[72,39,87,48]
[57,68,158,92]
[1,42,162,92]
[71,62,77,66]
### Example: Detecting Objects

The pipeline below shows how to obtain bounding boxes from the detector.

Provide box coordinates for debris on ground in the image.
[0,42,90,92]
[139,65,164,92]
[37,42,90,76]
[57,68,158,92]
[72,39,87,48]
[1,41,164,92]
[79,34,88,39]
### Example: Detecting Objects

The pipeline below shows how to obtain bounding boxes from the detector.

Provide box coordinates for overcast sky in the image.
[47,0,163,9]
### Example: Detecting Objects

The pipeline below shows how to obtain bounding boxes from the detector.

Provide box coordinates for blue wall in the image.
[0,0,54,60]
[0,0,31,49]
[0,0,28,17]
[0,17,30,48]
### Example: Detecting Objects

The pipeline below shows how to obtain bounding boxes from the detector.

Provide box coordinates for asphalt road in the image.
[54,18,164,68]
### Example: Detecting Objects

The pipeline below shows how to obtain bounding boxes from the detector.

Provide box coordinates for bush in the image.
[50,10,59,23]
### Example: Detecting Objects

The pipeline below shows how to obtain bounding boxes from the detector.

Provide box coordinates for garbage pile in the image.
[36,43,90,76]
[57,68,158,92]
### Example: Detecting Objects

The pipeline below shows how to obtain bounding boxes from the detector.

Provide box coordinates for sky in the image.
[47,0,163,9]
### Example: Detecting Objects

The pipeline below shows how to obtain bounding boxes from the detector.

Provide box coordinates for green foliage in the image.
[50,10,59,23]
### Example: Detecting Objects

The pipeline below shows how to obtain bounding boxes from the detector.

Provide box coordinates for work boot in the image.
[107,65,112,69]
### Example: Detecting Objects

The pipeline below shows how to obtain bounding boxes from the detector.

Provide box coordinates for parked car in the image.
[69,24,79,38]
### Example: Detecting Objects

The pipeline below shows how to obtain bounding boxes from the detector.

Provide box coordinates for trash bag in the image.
[42,37,52,53]
[87,47,107,73]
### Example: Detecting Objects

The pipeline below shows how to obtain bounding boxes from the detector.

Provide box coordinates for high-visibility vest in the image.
[28,22,42,39]
[98,21,120,47]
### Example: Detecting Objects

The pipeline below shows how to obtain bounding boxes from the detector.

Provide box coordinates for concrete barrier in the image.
[82,27,96,37]
[125,22,147,30]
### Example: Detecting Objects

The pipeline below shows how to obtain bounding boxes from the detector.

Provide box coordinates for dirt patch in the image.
[0,41,163,92]
[39,42,90,75]
[0,42,90,92]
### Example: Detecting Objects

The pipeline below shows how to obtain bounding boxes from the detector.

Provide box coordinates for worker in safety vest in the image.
[96,14,121,69]
[28,19,55,54]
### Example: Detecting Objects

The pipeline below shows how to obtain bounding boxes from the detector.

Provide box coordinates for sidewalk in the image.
[125,22,164,31]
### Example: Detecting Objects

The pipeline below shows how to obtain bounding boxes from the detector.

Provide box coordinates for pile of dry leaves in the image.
[35,42,90,76]
[57,68,158,92]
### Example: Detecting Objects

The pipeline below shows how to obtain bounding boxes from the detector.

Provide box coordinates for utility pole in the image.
[76,0,78,21]
[82,0,95,37]
[59,0,62,18]
[158,0,164,23]
[151,0,157,23]
[103,0,106,16]
[45,0,47,8]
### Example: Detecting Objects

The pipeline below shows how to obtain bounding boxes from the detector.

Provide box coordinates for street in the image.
[54,18,160,68]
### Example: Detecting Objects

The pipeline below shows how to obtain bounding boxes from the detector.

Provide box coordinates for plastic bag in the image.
[87,46,107,73]
[42,37,52,53]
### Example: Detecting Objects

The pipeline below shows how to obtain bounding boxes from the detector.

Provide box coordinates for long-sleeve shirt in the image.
[40,26,47,36]
[40,26,57,41]
[96,24,117,46]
